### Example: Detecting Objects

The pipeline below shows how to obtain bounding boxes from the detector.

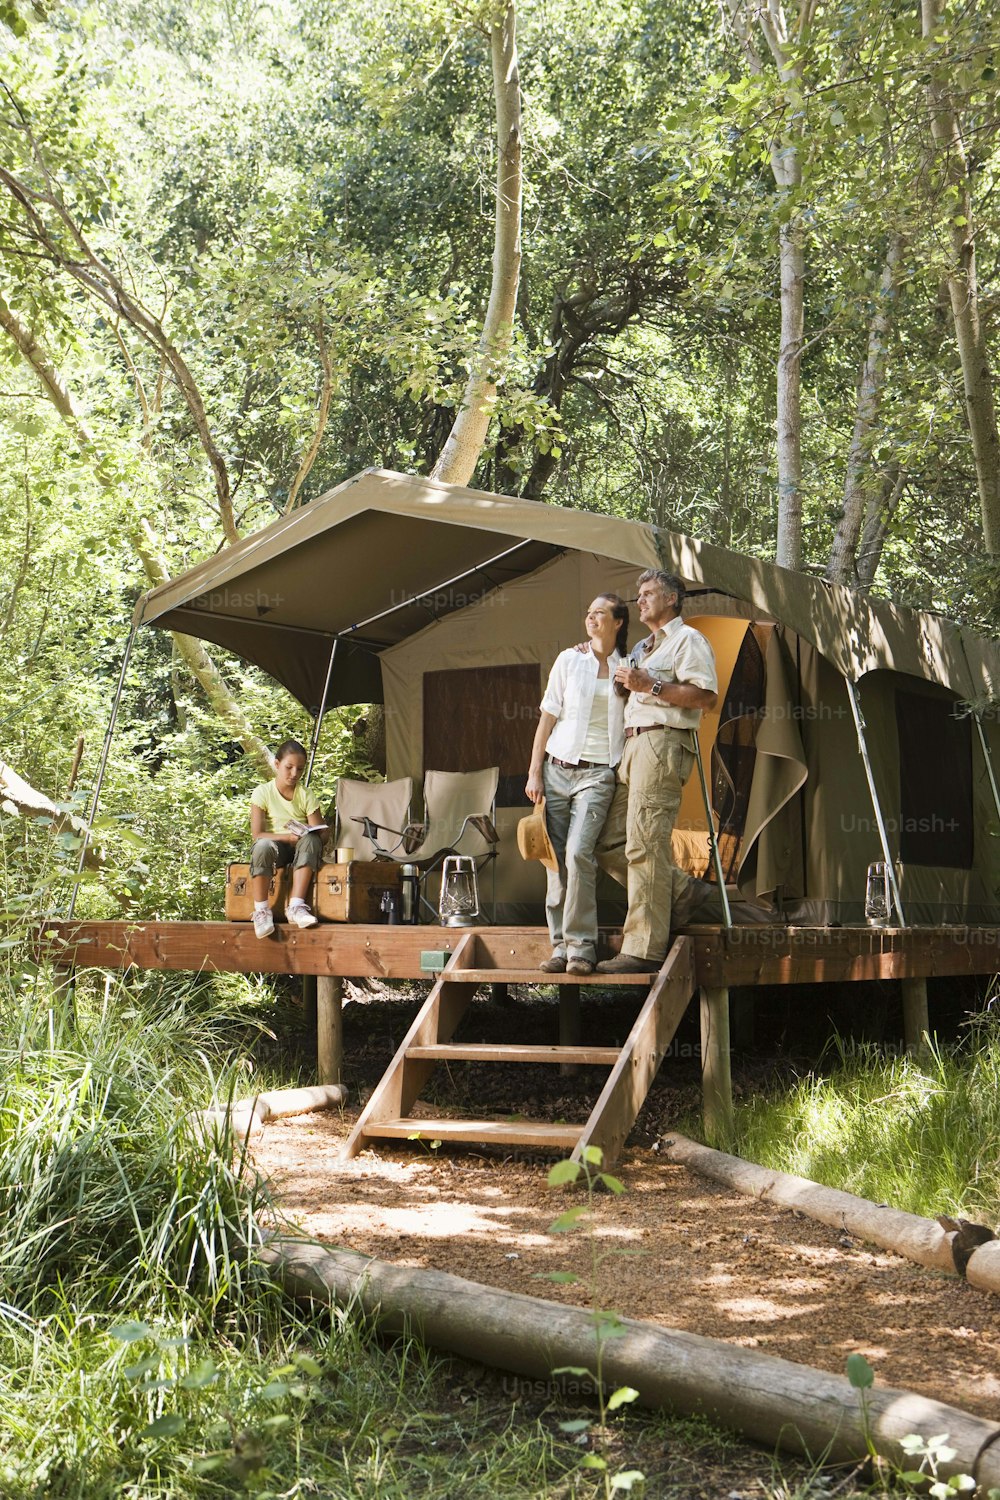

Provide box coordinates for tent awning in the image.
[134,467,1000,708]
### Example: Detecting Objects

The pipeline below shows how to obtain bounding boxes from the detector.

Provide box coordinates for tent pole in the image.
[306,637,339,788]
[846,679,906,925]
[66,625,137,919]
[692,733,732,928]
[973,712,1000,829]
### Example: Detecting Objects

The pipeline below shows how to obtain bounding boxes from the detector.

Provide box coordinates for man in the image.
[594,569,717,974]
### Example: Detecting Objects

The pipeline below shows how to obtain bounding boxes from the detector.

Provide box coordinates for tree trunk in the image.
[0,165,240,543]
[775,213,804,569]
[0,758,101,861]
[726,0,816,571]
[855,464,905,589]
[825,237,902,585]
[430,2,521,487]
[921,0,1000,554]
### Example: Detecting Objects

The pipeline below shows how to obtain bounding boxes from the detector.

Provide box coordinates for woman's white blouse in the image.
[540,647,625,767]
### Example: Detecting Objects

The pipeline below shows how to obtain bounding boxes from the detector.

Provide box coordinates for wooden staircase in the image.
[341,932,697,1166]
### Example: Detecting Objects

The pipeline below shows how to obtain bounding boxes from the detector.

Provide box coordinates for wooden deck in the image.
[35,918,1000,1150]
[35,917,1000,985]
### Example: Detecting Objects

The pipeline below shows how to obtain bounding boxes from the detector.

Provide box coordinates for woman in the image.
[525,594,629,975]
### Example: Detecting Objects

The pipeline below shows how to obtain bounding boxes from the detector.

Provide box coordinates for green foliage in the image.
[0,957,585,1498]
[844,1355,1000,1500]
[546,1146,645,1499]
[727,1028,1000,1223]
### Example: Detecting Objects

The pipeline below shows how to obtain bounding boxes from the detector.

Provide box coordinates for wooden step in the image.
[405,1043,620,1065]
[364,1117,583,1149]
[444,967,652,986]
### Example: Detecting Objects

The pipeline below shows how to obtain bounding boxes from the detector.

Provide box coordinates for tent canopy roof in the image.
[134,468,1000,708]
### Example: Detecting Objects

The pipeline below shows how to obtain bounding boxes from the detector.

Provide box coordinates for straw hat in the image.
[516,797,559,872]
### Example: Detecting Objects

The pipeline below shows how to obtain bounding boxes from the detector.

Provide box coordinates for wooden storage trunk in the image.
[225,863,290,921]
[315,860,403,923]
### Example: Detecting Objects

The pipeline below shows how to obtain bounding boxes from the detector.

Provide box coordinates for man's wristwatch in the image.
[649,675,663,698]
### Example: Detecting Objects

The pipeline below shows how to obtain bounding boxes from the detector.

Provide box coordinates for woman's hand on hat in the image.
[525,770,544,804]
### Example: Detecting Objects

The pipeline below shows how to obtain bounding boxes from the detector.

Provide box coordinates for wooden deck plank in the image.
[366,1118,583,1149]
[446,967,650,986]
[405,1044,620,1065]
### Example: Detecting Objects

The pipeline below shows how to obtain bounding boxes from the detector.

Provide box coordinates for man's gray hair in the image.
[637,569,685,610]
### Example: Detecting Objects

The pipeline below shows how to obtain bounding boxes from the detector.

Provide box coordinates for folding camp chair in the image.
[351,767,501,920]
[334,776,414,862]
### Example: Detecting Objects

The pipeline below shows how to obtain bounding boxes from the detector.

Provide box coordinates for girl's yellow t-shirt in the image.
[250,779,321,834]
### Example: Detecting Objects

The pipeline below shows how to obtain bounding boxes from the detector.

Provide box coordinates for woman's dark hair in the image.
[597,593,630,657]
[274,738,308,763]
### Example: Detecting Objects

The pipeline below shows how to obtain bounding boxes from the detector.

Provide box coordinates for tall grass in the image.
[0,972,273,1317]
[729,1023,1000,1222]
[0,959,590,1497]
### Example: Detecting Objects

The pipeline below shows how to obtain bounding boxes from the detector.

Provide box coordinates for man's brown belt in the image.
[620,726,692,738]
[624,724,667,738]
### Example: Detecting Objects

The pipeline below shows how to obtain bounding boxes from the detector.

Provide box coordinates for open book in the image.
[285,819,329,837]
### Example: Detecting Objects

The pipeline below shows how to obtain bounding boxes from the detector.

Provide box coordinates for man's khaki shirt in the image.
[624,614,718,732]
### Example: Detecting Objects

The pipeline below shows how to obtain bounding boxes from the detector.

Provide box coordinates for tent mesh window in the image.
[712,625,768,881]
[423,664,541,807]
[894,688,973,868]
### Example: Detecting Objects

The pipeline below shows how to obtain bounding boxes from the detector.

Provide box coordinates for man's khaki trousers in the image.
[596,727,696,962]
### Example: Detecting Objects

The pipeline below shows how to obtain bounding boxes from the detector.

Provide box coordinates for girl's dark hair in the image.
[274,738,308,762]
[597,593,630,657]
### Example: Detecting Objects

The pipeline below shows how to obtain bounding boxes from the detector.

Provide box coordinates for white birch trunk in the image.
[727,0,814,571]
[430,2,521,487]
[825,237,901,585]
[775,212,804,569]
[856,465,905,589]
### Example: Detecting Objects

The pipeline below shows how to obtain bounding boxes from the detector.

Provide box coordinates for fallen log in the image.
[263,1238,1000,1487]
[258,1084,347,1119]
[191,1083,347,1143]
[660,1134,961,1276]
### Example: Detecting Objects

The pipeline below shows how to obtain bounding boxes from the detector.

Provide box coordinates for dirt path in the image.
[253,1105,1000,1423]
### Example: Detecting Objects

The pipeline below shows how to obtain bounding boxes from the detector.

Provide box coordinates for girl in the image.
[249,739,327,937]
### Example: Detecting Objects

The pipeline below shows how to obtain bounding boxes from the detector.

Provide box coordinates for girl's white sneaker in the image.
[286,905,319,930]
[253,907,275,939]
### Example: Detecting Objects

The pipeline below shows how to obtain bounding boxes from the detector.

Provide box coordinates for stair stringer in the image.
[571,937,696,1167]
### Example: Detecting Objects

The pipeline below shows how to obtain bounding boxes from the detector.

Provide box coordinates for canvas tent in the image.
[133,468,1000,925]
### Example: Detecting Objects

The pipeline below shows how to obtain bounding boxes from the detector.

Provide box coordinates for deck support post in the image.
[900,977,929,1054]
[559,983,581,1077]
[302,975,317,1033]
[317,976,344,1084]
[700,985,733,1144]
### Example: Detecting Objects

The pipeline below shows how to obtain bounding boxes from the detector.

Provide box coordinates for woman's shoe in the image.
[538,955,567,973]
[566,958,594,976]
